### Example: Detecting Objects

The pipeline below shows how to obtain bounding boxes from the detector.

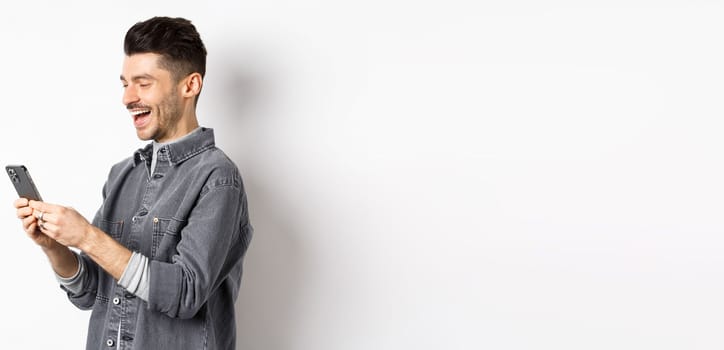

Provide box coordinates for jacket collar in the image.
[133,127,215,167]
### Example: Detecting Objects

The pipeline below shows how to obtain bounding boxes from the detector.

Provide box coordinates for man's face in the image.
[121,53,183,143]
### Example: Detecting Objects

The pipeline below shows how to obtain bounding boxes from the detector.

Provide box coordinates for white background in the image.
[1,1,723,349]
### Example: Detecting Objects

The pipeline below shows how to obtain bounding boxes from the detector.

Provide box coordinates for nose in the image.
[122,85,139,107]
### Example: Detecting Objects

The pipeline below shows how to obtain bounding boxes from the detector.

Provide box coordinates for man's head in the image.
[124,16,207,83]
[121,17,206,143]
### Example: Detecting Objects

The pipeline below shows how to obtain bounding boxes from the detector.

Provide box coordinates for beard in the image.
[152,89,183,142]
[130,86,184,142]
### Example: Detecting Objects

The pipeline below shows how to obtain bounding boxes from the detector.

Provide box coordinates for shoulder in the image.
[188,146,245,192]
[104,154,137,183]
[97,153,138,197]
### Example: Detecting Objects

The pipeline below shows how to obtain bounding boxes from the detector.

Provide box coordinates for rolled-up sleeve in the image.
[147,174,250,319]
[64,253,101,310]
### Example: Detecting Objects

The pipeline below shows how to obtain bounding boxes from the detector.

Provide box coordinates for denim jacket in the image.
[64,127,253,350]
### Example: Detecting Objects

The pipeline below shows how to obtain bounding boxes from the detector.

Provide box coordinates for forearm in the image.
[42,241,80,278]
[79,225,132,281]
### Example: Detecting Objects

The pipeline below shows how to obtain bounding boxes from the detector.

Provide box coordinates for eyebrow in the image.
[120,74,156,82]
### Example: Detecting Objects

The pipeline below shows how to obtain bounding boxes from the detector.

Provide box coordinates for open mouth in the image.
[130,108,152,127]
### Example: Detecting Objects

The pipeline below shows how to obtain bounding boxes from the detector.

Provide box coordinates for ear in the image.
[180,72,203,99]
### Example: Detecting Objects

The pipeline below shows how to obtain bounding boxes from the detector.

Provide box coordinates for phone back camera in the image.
[7,169,18,183]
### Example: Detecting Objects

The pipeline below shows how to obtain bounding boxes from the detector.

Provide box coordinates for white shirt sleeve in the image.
[55,252,87,295]
[118,251,150,302]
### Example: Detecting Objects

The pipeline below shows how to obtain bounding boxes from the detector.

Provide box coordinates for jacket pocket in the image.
[151,217,185,261]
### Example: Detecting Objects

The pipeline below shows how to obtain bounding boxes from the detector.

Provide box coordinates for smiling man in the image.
[13,17,252,350]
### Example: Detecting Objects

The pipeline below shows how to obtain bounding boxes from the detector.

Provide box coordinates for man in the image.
[13,16,252,349]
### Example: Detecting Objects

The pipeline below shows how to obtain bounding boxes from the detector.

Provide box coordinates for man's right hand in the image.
[14,198,62,251]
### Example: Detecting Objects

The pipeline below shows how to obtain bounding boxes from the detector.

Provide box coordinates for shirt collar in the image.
[133,127,215,167]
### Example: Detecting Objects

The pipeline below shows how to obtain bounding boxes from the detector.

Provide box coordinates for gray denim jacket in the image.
[64,127,253,350]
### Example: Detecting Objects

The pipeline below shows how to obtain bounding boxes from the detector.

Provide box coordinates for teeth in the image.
[130,109,150,116]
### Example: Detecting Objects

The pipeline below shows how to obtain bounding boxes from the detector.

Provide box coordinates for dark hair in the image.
[124,16,207,82]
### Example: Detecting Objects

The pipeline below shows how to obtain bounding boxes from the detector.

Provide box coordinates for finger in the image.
[25,222,40,237]
[16,206,33,219]
[34,210,56,225]
[38,221,58,236]
[13,198,29,209]
[28,200,52,212]
[32,208,47,221]
[29,201,64,217]
[22,216,37,231]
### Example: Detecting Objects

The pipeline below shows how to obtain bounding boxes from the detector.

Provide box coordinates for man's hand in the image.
[27,200,93,250]
[27,200,131,280]
[14,198,59,250]
[16,199,130,280]
[15,198,80,277]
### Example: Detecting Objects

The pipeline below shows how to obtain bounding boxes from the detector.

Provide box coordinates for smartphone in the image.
[6,165,43,201]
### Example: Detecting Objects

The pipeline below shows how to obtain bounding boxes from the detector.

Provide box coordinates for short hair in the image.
[124,16,207,82]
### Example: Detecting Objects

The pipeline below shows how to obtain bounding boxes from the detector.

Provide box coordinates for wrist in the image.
[41,239,67,255]
[40,242,78,278]
[78,224,100,253]
[78,224,132,280]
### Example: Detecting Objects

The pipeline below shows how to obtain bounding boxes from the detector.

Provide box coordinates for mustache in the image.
[127,103,151,110]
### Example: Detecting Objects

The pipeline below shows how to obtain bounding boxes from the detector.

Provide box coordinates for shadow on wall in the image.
[235,182,306,350]
[211,56,306,350]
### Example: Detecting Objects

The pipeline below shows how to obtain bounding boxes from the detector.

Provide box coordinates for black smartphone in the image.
[6,165,43,201]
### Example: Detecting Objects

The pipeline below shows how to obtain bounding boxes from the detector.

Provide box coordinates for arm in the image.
[42,242,79,278]
[77,224,132,280]
[15,198,100,309]
[148,183,251,319]
[14,198,79,277]
[26,200,132,281]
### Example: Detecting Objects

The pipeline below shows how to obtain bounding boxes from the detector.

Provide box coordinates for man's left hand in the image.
[28,200,92,249]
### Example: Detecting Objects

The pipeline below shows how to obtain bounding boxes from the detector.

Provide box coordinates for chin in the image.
[135,131,154,142]
[135,126,158,142]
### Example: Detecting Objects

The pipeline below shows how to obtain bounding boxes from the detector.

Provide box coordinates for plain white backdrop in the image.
[1,1,724,349]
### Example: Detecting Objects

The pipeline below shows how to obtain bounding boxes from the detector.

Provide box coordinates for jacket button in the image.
[153,217,159,223]
[106,339,115,347]
[113,297,120,305]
